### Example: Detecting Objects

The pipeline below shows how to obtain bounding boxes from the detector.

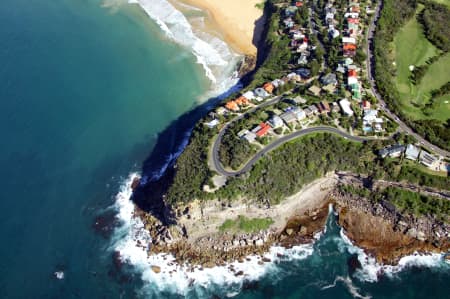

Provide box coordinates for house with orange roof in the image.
[263,82,275,94]
[225,101,239,111]
[235,96,250,106]
[348,69,357,78]
[256,122,271,137]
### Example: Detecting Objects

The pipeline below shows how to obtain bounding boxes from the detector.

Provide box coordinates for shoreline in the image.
[135,173,449,269]
[173,0,265,56]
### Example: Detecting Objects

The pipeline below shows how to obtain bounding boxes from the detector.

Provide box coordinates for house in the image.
[216,107,227,115]
[323,84,337,94]
[281,111,297,124]
[225,101,239,111]
[256,122,271,137]
[296,68,311,78]
[318,101,331,114]
[379,145,405,158]
[320,73,338,86]
[345,12,359,18]
[308,104,319,114]
[243,132,257,143]
[419,151,437,167]
[339,98,354,116]
[342,37,356,44]
[283,17,295,28]
[242,91,255,100]
[254,88,270,98]
[269,115,284,128]
[304,107,313,117]
[295,108,307,120]
[298,54,308,65]
[205,119,219,128]
[271,79,285,88]
[308,85,322,97]
[238,129,249,138]
[405,144,420,161]
[347,18,359,25]
[284,6,298,17]
[235,96,250,106]
[348,76,358,85]
[363,109,384,132]
[362,100,371,111]
[263,82,275,94]
[331,102,341,113]
[348,69,357,78]
[329,27,340,39]
[293,96,307,104]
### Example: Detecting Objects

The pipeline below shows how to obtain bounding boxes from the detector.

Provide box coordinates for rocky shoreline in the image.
[130,176,449,273]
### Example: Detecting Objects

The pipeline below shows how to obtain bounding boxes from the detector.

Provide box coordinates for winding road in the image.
[210,0,449,178]
[365,1,450,158]
[212,124,371,177]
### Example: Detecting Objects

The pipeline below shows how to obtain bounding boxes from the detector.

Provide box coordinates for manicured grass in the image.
[219,215,274,233]
[393,6,450,122]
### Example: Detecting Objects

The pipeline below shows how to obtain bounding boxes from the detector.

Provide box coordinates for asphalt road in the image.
[212,125,371,177]
[365,1,449,158]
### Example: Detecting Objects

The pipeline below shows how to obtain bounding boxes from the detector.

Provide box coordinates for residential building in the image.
[362,100,371,111]
[243,132,256,143]
[405,144,420,161]
[225,101,239,111]
[339,98,354,116]
[318,101,331,114]
[263,82,275,94]
[205,119,219,128]
[379,145,405,158]
[254,88,269,98]
[238,129,249,138]
[419,151,437,167]
[308,85,321,97]
[269,115,284,128]
[256,122,271,137]
[296,68,311,78]
[308,105,319,114]
[320,73,338,86]
[242,91,255,100]
[281,111,297,124]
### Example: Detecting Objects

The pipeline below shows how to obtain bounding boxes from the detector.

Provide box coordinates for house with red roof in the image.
[256,122,271,137]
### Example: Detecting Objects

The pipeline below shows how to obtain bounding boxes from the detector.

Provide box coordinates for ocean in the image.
[0,0,448,298]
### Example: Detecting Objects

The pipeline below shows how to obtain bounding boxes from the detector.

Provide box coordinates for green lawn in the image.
[219,215,274,233]
[393,6,450,122]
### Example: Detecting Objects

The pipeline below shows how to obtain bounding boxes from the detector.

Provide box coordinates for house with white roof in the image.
[405,144,420,161]
[339,99,354,116]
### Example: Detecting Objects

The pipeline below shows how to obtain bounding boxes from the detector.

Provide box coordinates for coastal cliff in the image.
[132,175,449,271]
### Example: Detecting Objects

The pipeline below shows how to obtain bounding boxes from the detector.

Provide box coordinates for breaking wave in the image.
[338,228,449,283]
[111,173,314,297]
[128,0,241,95]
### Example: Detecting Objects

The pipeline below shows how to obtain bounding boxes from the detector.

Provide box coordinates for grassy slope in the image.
[393,5,450,121]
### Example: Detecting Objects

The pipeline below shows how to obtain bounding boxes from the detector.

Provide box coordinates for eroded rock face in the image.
[334,193,450,265]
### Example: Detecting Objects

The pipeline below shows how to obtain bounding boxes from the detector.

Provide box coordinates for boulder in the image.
[151,265,161,274]
[286,228,294,236]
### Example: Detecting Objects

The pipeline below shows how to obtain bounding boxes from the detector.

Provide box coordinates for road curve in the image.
[366,1,449,158]
[212,126,371,177]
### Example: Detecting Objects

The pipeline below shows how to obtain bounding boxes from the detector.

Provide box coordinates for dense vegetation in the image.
[373,0,450,150]
[165,125,215,204]
[219,216,274,233]
[420,1,450,52]
[220,130,256,170]
[161,1,448,207]
[218,134,374,204]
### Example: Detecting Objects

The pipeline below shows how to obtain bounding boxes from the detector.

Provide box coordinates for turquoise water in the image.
[1,0,449,298]
[0,0,207,298]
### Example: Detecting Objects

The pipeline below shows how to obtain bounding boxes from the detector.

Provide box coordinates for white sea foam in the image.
[111,173,314,296]
[322,276,372,299]
[338,228,448,283]
[128,0,241,91]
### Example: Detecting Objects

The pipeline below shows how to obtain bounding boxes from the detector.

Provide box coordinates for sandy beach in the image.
[176,0,265,55]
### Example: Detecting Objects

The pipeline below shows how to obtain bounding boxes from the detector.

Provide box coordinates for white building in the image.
[242,91,255,100]
[269,115,284,128]
[339,99,354,116]
[405,144,420,161]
